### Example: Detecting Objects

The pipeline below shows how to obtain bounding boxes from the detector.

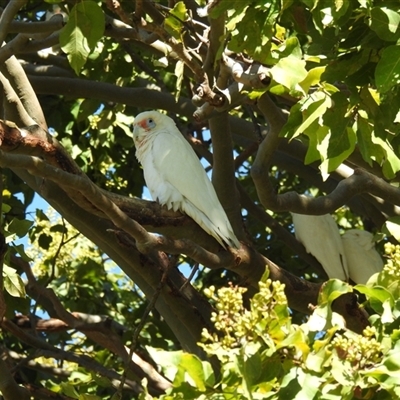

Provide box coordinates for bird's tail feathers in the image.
[181,201,240,249]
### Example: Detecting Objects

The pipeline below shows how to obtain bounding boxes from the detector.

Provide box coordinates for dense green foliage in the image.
[1,0,400,399]
[152,244,400,399]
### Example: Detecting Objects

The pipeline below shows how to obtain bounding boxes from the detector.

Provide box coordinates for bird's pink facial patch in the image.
[137,120,149,130]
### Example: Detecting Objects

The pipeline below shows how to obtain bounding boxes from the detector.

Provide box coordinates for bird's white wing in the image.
[292,213,349,280]
[342,229,383,284]
[144,127,239,248]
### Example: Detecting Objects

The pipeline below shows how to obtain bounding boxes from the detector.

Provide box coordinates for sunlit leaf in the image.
[299,66,326,93]
[165,1,187,39]
[60,1,105,74]
[8,218,33,238]
[270,56,308,92]
[375,45,400,94]
[3,265,26,298]
[370,7,400,41]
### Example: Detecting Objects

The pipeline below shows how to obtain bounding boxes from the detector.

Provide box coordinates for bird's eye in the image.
[148,118,153,124]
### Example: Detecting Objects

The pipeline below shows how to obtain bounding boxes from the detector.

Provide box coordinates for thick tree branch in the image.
[12,313,125,334]
[7,14,64,34]
[209,112,244,239]
[0,33,30,65]
[0,0,28,44]
[0,72,35,127]
[1,55,47,129]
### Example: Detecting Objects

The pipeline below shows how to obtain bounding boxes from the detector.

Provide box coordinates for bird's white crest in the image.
[133,110,240,249]
[341,229,383,284]
[291,213,349,281]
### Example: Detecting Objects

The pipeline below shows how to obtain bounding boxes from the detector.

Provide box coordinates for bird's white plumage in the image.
[341,229,383,284]
[291,213,349,281]
[133,110,240,249]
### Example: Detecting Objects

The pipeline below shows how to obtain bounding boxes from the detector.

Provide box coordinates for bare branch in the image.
[0,72,36,126]
[209,112,244,238]
[1,55,47,129]
[0,34,30,65]
[0,0,28,44]
[8,14,64,35]
[105,0,133,25]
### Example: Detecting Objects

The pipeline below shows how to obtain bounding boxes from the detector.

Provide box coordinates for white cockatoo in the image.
[341,229,383,284]
[291,213,349,281]
[133,110,240,249]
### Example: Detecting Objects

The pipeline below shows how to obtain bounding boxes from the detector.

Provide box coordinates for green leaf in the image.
[319,279,352,305]
[355,285,394,308]
[304,124,329,165]
[70,370,92,384]
[38,233,53,249]
[375,45,400,94]
[284,92,332,140]
[60,1,105,74]
[164,1,187,40]
[319,126,356,178]
[278,327,309,358]
[294,369,322,399]
[36,208,50,221]
[229,7,274,63]
[208,0,248,19]
[356,112,379,167]
[8,218,33,238]
[2,203,11,213]
[356,284,393,302]
[239,343,262,388]
[280,102,303,140]
[370,133,400,179]
[3,291,30,317]
[270,56,308,92]
[12,244,32,262]
[3,265,26,298]
[370,7,400,42]
[60,382,79,399]
[278,367,302,399]
[299,66,326,93]
[383,341,400,370]
[79,394,101,400]
[146,347,211,391]
[278,37,303,59]
[179,353,207,391]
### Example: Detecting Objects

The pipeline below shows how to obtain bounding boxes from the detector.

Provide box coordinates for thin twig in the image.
[179,263,199,291]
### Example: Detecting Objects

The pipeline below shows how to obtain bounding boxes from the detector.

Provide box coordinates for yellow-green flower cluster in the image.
[201,278,289,352]
[330,327,383,369]
[382,243,400,279]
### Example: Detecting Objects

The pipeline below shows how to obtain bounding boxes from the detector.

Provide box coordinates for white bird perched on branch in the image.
[133,110,240,249]
[291,213,349,281]
[341,229,383,284]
